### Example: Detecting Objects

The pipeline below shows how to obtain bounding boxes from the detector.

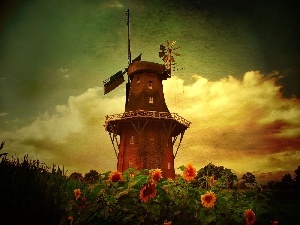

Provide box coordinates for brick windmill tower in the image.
[103,10,190,179]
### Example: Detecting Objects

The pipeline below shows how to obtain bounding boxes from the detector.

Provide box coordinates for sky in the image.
[0,0,300,184]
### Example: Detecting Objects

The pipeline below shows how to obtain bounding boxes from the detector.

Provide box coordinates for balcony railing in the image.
[105,110,191,128]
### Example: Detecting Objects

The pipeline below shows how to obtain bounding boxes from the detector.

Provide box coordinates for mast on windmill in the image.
[102,10,190,179]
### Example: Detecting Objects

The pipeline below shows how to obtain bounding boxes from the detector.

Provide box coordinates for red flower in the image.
[151,168,163,182]
[245,209,256,225]
[209,176,215,187]
[183,163,197,182]
[73,189,81,200]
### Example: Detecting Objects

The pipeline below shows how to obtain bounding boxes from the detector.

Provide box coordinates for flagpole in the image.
[125,9,131,105]
[126,9,131,66]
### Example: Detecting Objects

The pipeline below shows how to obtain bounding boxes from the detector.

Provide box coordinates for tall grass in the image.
[0,155,87,225]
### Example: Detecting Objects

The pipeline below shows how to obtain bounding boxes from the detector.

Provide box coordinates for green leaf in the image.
[178,165,186,171]
[127,175,148,188]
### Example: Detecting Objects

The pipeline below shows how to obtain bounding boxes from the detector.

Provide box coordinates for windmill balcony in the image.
[104,110,191,136]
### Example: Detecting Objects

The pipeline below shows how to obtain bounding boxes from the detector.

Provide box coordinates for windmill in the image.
[103,10,190,179]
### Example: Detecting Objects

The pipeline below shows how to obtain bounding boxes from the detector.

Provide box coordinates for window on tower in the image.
[149,96,154,103]
[137,77,140,83]
[130,135,135,144]
[148,81,153,89]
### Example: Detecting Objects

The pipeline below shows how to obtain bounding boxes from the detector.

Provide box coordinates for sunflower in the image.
[209,176,215,187]
[201,191,217,208]
[245,209,256,225]
[109,171,123,182]
[74,189,81,200]
[183,162,197,182]
[139,182,157,202]
[151,168,163,182]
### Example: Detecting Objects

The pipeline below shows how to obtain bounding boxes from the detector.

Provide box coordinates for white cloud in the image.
[0,113,8,117]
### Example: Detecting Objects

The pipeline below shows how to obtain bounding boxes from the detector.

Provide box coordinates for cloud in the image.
[163,71,300,176]
[59,68,68,73]
[1,71,299,182]
[0,113,8,117]
[2,87,124,173]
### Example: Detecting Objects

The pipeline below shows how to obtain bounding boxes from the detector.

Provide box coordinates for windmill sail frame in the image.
[103,70,125,95]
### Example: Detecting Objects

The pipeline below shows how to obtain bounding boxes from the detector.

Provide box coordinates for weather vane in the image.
[159,40,180,75]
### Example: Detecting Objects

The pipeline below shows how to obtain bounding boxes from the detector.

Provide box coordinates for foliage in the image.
[294,166,300,183]
[0,142,298,225]
[194,163,238,189]
[0,154,87,225]
[62,165,273,225]
[84,170,100,184]
[70,172,84,181]
[281,173,294,188]
[0,141,8,157]
[241,172,257,189]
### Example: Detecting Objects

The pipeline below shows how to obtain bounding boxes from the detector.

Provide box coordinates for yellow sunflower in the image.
[201,191,217,208]
[183,163,197,182]
[139,182,157,202]
[245,209,256,225]
[109,171,123,182]
[151,168,163,182]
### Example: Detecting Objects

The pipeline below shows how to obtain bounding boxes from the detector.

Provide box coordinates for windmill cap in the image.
[127,61,169,79]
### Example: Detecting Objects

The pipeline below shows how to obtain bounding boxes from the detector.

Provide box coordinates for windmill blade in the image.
[160,45,166,51]
[103,70,126,95]
[173,52,180,56]
[170,55,175,62]
[165,40,169,47]
[159,51,166,58]
[171,40,176,47]
[162,55,168,63]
